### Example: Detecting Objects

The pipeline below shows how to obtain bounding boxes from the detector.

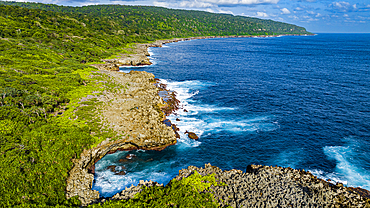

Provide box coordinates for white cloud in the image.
[307,11,315,15]
[179,0,214,8]
[12,0,65,3]
[288,15,299,20]
[202,0,279,5]
[256,11,269,17]
[295,7,303,11]
[343,14,349,17]
[301,15,318,22]
[153,1,170,7]
[315,13,321,17]
[154,0,280,8]
[330,1,357,12]
[357,16,370,20]
[204,8,234,14]
[280,8,290,14]
[217,8,234,14]
[206,8,215,12]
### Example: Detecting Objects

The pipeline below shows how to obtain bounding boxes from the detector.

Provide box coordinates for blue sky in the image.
[7,0,370,33]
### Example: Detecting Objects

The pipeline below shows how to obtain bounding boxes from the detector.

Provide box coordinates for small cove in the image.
[92,34,370,197]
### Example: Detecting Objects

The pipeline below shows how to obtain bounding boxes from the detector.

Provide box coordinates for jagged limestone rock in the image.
[176,164,370,208]
[66,71,176,206]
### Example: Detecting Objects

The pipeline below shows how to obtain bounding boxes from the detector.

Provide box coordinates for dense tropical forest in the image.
[0,1,310,207]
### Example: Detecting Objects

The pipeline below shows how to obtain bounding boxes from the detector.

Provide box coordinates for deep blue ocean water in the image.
[92,34,370,197]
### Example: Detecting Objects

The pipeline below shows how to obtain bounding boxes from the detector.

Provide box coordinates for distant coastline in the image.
[93,33,316,72]
[82,33,370,207]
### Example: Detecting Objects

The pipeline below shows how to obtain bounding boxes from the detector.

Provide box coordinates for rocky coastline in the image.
[66,70,178,205]
[110,164,370,207]
[90,34,315,72]
[66,33,370,207]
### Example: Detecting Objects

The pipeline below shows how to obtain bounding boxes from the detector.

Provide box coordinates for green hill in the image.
[0,2,310,41]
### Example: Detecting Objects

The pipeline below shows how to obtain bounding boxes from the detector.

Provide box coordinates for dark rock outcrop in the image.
[107,165,116,172]
[184,131,199,140]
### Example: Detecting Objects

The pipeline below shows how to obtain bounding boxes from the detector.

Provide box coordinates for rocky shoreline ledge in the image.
[67,33,370,207]
[111,164,370,207]
[66,70,178,205]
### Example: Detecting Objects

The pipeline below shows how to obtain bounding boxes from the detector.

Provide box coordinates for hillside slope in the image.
[0,2,311,207]
[0,2,311,42]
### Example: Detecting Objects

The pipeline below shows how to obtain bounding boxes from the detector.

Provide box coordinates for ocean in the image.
[92,33,370,197]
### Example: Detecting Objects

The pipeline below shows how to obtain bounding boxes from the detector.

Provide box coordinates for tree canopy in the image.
[0,2,310,207]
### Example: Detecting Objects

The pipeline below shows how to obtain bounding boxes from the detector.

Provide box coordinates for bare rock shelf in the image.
[66,34,369,207]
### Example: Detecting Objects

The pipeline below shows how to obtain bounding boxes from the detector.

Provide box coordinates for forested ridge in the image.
[0,2,310,207]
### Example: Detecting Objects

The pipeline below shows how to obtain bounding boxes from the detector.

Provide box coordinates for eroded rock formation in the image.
[177,164,370,207]
[111,180,163,201]
[66,70,177,205]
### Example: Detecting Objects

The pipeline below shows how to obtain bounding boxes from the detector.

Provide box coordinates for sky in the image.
[5,0,370,33]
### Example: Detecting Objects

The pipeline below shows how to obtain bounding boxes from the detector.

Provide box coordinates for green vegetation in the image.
[88,171,223,207]
[0,1,311,45]
[0,1,310,207]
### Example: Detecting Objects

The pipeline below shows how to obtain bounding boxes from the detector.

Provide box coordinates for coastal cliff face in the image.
[66,70,177,205]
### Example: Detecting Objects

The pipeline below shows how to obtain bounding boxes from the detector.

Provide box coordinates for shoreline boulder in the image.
[185,131,199,140]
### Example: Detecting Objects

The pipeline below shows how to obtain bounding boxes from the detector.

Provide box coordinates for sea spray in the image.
[92,78,279,197]
[95,35,370,197]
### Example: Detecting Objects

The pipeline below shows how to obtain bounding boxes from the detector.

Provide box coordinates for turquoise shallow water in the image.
[93,34,370,197]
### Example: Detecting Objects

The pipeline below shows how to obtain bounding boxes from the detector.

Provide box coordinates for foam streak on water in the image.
[94,34,370,197]
[309,137,370,189]
[162,79,277,140]
[92,79,277,197]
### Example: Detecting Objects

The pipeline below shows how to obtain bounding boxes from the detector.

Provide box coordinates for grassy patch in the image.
[88,171,222,207]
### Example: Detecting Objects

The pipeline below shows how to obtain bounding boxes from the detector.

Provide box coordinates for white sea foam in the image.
[119,69,131,73]
[119,66,150,74]
[162,79,278,138]
[310,137,370,189]
[148,47,154,56]
[147,48,158,65]
[93,167,170,197]
[93,79,279,197]
[309,169,348,185]
[120,65,150,69]
[93,150,178,197]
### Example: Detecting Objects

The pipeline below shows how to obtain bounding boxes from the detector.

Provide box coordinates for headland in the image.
[67,34,369,207]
